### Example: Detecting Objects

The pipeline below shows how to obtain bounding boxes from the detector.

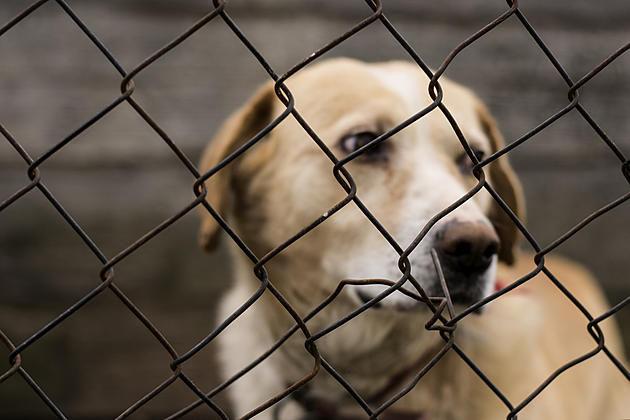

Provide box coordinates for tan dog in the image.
[199,58,629,419]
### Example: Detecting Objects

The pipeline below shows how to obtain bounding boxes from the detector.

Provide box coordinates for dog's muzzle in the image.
[352,220,499,312]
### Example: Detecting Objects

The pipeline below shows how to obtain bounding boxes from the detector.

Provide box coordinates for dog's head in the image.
[199,58,523,313]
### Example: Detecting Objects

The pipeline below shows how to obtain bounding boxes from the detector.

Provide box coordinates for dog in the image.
[198,58,629,419]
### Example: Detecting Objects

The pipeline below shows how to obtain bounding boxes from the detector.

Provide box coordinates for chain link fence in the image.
[1,0,629,419]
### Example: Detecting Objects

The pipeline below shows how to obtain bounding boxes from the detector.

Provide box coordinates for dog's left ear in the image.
[477,104,525,265]
[197,82,276,252]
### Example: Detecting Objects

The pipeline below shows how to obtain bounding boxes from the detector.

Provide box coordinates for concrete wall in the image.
[1,0,628,418]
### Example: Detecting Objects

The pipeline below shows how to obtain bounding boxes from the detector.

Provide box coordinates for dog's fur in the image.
[199,58,629,419]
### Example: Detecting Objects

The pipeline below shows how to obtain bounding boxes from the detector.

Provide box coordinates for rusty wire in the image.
[1,0,629,419]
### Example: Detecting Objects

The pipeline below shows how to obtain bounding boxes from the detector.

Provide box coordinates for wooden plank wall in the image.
[1,0,628,417]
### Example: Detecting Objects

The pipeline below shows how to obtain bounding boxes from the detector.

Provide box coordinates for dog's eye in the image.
[457,147,486,174]
[339,131,388,161]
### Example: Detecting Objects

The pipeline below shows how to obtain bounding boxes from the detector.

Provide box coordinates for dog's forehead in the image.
[369,62,490,144]
[286,59,405,120]
[368,62,433,112]
[281,59,491,151]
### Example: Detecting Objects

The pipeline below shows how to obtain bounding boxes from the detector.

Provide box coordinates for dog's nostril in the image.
[483,241,499,260]
[453,241,472,258]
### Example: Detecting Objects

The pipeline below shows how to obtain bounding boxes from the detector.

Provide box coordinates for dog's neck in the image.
[281,340,444,420]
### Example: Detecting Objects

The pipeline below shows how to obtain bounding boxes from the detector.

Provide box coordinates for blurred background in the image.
[1,0,629,418]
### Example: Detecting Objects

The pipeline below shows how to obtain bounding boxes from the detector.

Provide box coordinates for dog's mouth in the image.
[355,288,425,312]
[353,274,494,313]
[356,289,383,309]
[431,280,488,308]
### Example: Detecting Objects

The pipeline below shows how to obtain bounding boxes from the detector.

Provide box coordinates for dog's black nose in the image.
[436,222,500,275]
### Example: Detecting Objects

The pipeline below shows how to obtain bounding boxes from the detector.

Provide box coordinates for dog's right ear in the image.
[198,82,276,252]
[477,104,525,265]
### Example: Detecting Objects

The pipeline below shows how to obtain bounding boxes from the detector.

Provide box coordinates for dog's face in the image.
[199,58,522,314]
